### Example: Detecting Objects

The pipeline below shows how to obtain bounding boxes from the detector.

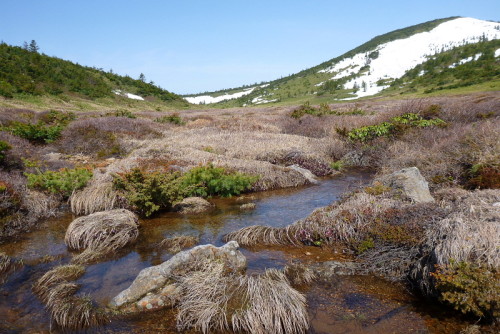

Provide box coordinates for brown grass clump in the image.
[224,192,399,247]
[65,209,139,253]
[33,265,108,330]
[157,235,199,254]
[22,189,58,217]
[0,252,12,274]
[177,262,309,334]
[70,181,121,215]
[57,116,162,158]
[410,188,500,295]
[33,264,86,303]
[224,225,299,247]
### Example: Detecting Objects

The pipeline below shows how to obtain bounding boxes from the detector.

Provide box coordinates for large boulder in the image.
[109,241,246,311]
[288,164,319,185]
[172,197,214,214]
[379,167,434,203]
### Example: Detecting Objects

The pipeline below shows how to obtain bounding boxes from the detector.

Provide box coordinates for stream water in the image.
[0,170,476,333]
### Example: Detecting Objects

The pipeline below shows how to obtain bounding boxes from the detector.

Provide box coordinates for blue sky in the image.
[1,1,499,94]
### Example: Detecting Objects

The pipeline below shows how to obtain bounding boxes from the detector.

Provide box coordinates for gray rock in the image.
[109,241,246,309]
[380,167,434,203]
[288,164,319,184]
[173,197,214,214]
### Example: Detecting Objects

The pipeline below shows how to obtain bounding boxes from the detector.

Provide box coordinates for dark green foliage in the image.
[155,113,185,125]
[291,102,366,119]
[6,121,63,143]
[113,164,258,217]
[181,164,258,198]
[392,39,500,93]
[25,168,93,198]
[112,110,136,118]
[0,42,183,101]
[432,262,499,319]
[40,110,76,125]
[0,140,11,161]
[113,168,187,217]
[345,113,446,142]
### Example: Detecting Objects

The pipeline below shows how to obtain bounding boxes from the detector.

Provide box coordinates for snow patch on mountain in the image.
[495,48,500,58]
[319,17,500,99]
[185,87,256,104]
[113,90,144,100]
[449,53,483,68]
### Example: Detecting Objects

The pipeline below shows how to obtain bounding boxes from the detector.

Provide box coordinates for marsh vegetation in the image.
[0,92,498,333]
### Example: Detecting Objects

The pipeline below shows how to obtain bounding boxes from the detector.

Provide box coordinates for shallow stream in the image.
[0,170,475,333]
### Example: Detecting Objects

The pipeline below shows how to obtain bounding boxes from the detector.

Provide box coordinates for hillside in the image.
[0,42,188,110]
[184,17,500,106]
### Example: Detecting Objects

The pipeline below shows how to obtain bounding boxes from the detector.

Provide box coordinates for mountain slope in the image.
[0,43,184,104]
[185,17,500,106]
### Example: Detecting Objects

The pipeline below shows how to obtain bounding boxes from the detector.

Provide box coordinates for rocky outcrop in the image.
[109,241,246,311]
[379,167,434,203]
[173,197,214,214]
[288,164,319,185]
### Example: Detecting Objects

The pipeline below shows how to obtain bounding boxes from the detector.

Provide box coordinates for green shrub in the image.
[26,168,93,198]
[41,110,76,125]
[113,110,136,118]
[181,164,258,198]
[330,160,344,171]
[113,168,188,217]
[5,121,63,143]
[0,140,11,161]
[346,113,446,142]
[155,113,185,125]
[432,262,499,319]
[113,165,258,217]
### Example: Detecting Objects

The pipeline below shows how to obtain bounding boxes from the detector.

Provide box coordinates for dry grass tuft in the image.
[176,262,309,334]
[33,264,108,330]
[0,252,12,275]
[65,209,139,253]
[70,181,120,215]
[157,235,199,254]
[49,293,108,330]
[22,189,58,217]
[425,189,500,268]
[71,249,109,265]
[223,225,300,247]
[410,188,500,295]
[33,264,86,303]
[224,192,399,247]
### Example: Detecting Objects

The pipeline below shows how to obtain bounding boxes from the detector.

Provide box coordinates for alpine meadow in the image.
[1,10,499,334]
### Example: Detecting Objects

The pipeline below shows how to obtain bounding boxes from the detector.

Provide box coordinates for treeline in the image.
[0,42,182,102]
[392,39,500,92]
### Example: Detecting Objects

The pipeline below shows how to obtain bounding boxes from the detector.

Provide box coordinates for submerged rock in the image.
[311,261,369,279]
[288,164,319,184]
[173,197,214,214]
[240,203,256,210]
[379,167,434,203]
[109,241,246,310]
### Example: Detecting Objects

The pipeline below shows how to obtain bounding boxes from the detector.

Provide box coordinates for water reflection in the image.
[1,169,476,333]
